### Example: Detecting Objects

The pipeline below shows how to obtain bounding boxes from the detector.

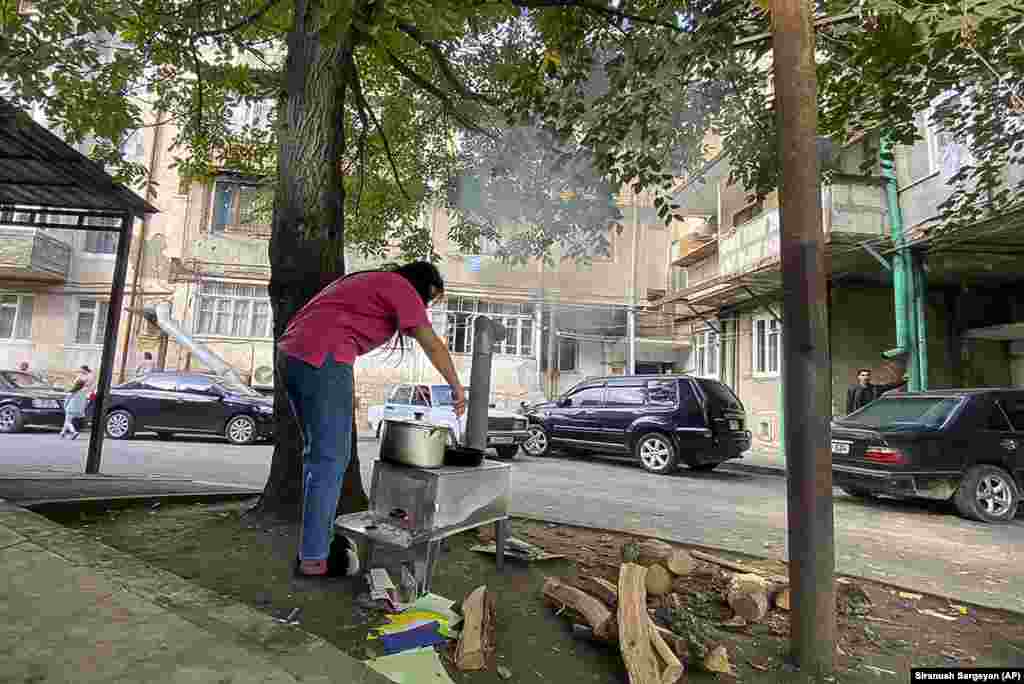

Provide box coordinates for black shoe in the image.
[294,535,360,578]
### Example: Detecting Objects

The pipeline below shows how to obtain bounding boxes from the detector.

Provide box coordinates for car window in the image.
[412,385,430,407]
[986,402,1013,431]
[605,386,645,407]
[0,371,52,389]
[178,375,219,395]
[677,380,704,423]
[847,397,962,430]
[566,386,604,407]
[391,385,412,404]
[647,380,677,407]
[697,379,742,411]
[1002,399,1024,431]
[219,380,260,397]
[433,386,455,406]
[140,375,178,392]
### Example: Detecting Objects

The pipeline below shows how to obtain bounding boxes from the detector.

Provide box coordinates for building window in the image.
[74,299,109,345]
[0,293,34,340]
[85,231,118,254]
[558,337,577,371]
[671,267,688,292]
[211,179,263,233]
[441,297,534,357]
[694,329,719,378]
[752,316,781,377]
[196,281,272,339]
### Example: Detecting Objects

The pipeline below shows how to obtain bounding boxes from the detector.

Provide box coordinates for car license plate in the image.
[491,436,514,444]
[831,440,851,455]
[728,420,740,431]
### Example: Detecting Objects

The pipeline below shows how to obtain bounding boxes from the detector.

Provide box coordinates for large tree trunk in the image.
[255,0,368,521]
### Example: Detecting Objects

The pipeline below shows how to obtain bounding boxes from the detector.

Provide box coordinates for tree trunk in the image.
[255,0,367,521]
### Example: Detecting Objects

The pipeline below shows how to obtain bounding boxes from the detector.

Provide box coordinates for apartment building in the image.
[658,108,1024,465]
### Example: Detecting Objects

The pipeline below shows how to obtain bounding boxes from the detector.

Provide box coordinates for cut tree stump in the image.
[619,563,660,684]
[575,575,619,609]
[726,573,769,623]
[666,549,697,576]
[543,577,616,641]
[456,585,495,671]
[645,564,673,596]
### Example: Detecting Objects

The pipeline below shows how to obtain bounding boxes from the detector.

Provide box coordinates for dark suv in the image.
[522,375,751,474]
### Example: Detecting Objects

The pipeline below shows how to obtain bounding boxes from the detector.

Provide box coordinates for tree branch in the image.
[378,42,491,136]
[510,0,683,33]
[348,52,411,201]
[193,0,282,39]
[395,23,500,106]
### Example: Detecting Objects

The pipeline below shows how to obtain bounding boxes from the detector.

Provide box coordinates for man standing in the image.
[846,367,908,415]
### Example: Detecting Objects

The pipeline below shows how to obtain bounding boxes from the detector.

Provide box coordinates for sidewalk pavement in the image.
[721,449,787,477]
[0,491,393,684]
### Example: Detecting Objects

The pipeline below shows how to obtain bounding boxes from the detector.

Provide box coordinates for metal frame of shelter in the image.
[0,98,158,474]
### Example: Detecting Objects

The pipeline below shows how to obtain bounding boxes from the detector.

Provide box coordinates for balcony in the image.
[223,222,272,240]
[719,179,887,277]
[0,227,72,282]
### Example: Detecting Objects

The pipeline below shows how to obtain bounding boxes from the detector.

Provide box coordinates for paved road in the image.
[2,429,1022,611]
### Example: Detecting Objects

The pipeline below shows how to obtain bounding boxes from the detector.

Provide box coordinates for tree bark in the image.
[255,0,368,520]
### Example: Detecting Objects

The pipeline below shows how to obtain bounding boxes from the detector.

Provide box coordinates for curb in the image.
[720,461,786,478]
[18,489,262,514]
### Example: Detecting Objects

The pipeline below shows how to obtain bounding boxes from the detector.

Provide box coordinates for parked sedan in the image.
[103,372,274,445]
[831,389,1024,523]
[0,370,67,433]
[523,375,752,474]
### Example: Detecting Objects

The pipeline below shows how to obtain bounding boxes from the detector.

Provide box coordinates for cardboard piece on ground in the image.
[367,647,455,684]
[471,536,564,562]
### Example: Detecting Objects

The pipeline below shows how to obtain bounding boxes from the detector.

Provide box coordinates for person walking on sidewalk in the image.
[845,365,908,415]
[277,261,467,577]
[60,365,94,439]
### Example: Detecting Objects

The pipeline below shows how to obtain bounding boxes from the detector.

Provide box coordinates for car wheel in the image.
[226,415,257,445]
[841,486,878,499]
[0,405,25,433]
[955,464,1020,524]
[496,446,519,460]
[155,432,174,441]
[636,433,678,474]
[522,425,551,457]
[105,410,135,440]
[689,462,720,472]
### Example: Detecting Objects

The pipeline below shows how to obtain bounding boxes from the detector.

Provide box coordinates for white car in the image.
[367,383,529,460]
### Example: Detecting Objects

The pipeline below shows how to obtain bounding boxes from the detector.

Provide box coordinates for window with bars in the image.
[694,329,719,379]
[0,293,34,340]
[439,297,535,357]
[752,316,781,377]
[196,281,273,339]
[74,298,109,345]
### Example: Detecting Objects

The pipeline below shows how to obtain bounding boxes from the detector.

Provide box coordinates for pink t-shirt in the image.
[278,272,431,367]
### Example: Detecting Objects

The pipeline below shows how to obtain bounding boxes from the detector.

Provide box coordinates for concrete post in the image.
[627,307,637,375]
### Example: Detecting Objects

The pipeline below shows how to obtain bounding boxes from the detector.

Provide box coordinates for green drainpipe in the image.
[914,253,929,390]
[880,135,916,384]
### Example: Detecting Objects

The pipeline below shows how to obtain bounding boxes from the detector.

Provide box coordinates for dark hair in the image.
[143,352,153,360]
[80,365,92,373]
[857,368,872,375]
[393,261,444,305]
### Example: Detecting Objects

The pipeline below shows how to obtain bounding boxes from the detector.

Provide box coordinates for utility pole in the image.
[772,0,836,674]
[629,188,640,375]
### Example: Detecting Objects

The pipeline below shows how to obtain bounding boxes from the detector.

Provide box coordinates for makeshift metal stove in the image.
[336,317,511,596]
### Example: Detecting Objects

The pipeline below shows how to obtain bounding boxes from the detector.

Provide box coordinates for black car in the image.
[0,370,67,433]
[522,375,752,474]
[103,372,274,445]
[831,389,1024,524]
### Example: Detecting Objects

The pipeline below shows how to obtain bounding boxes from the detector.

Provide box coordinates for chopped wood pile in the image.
[540,540,799,683]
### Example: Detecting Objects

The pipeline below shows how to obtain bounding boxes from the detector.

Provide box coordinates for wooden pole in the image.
[771,0,836,673]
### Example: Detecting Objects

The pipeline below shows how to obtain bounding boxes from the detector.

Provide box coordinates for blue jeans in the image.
[284,353,354,561]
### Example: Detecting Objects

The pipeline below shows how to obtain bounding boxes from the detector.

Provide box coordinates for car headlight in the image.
[31,399,60,409]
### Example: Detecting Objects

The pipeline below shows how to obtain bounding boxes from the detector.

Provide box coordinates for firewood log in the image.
[456,586,495,671]
[619,563,660,684]
[726,573,769,623]
[543,577,616,641]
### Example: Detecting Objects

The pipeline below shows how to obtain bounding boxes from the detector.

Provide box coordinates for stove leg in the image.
[495,518,508,572]
[423,540,440,594]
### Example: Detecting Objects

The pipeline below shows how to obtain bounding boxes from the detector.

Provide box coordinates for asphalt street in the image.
[2,429,1022,612]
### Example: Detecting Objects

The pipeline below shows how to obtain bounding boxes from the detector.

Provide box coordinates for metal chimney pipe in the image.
[466,316,506,452]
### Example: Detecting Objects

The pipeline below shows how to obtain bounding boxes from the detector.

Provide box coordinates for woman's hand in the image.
[452,384,467,417]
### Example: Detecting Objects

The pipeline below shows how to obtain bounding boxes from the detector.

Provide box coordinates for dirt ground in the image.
[46,500,1024,683]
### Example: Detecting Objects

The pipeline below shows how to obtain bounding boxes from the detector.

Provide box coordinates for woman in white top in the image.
[61,365,93,440]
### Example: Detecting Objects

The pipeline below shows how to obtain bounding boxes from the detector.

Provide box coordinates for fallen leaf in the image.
[497,665,512,680]
[898,591,922,600]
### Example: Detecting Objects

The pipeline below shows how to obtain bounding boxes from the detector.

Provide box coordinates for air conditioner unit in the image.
[253,365,275,388]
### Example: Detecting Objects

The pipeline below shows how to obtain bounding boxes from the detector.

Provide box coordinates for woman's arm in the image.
[410,326,466,415]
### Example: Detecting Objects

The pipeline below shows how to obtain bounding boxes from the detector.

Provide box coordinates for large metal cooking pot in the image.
[379,419,452,468]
